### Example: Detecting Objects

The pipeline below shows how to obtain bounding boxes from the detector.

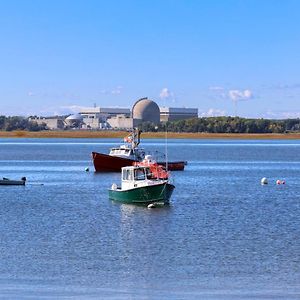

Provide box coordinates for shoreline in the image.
[0,130,300,139]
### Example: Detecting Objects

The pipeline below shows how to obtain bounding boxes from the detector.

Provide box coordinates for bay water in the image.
[0,138,299,299]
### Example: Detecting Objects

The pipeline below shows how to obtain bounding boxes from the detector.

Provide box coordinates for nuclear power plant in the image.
[30,97,198,130]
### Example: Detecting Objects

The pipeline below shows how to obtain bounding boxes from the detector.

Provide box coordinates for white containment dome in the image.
[132,97,160,124]
[65,113,83,121]
[65,114,83,127]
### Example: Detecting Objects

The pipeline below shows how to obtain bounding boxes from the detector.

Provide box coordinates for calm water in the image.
[0,138,299,299]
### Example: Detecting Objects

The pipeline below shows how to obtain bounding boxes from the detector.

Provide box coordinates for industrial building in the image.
[107,97,163,129]
[107,114,133,129]
[79,107,130,129]
[159,107,198,122]
[132,97,160,126]
[29,116,65,130]
[78,99,198,129]
[29,98,198,130]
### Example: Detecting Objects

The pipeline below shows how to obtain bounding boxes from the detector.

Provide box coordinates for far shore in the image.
[0,130,300,139]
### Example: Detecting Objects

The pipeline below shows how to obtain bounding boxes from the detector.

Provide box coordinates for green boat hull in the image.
[108,182,175,205]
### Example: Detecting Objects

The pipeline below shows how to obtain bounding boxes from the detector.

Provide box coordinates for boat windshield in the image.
[134,168,146,181]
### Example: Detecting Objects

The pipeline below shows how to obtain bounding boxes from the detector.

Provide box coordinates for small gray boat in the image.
[0,177,26,186]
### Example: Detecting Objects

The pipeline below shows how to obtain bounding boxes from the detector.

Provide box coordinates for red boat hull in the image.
[156,161,185,171]
[92,152,185,172]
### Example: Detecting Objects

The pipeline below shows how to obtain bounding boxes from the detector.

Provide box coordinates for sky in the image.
[0,0,300,118]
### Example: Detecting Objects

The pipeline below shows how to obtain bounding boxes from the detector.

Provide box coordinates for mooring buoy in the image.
[148,203,156,209]
[261,177,268,185]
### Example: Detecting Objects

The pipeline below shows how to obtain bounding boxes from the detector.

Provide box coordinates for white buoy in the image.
[85,167,89,172]
[147,202,165,209]
[148,203,156,209]
[261,177,268,185]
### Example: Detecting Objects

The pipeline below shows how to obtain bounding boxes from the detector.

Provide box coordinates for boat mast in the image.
[131,128,141,149]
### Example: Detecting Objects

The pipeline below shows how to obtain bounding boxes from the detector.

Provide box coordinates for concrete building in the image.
[29,117,65,130]
[29,100,198,130]
[107,114,134,129]
[159,107,198,122]
[106,98,160,129]
[79,107,130,129]
[79,99,161,130]
[132,97,160,126]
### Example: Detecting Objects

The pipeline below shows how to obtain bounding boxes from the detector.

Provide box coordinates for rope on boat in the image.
[158,182,168,198]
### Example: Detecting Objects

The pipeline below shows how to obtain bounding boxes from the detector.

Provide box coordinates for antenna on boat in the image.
[165,121,168,171]
[136,128,141,147]
[161,97,169,171]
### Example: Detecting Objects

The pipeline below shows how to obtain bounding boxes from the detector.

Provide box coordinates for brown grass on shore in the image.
[142,132,300,139]
[0,130,300,139]
[0,130,127,139]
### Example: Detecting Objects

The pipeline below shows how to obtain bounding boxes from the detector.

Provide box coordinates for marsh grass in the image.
[0,130,299,139]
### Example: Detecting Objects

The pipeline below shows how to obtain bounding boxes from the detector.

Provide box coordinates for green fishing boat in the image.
[108,162,175,205]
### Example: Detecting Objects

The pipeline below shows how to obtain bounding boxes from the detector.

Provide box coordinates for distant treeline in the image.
[0,116,47,131]
[1,115,300,133]
[140,117,300,133]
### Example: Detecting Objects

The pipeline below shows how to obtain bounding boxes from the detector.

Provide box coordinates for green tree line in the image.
[139,117,300,133]
[0,116,47,131]
[1,115,300,133]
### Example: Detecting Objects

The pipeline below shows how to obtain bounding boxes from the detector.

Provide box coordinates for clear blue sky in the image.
[1,0,300,118]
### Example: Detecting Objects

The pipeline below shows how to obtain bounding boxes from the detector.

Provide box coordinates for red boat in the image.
[92,129,186,172]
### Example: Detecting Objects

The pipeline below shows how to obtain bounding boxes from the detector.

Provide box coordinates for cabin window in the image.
[134,168,145,180]
[122,169,133,181]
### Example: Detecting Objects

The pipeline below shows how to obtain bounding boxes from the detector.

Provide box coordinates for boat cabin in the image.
[121,166,160,190]
[109,146,132,157]
[109,145,145,160]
